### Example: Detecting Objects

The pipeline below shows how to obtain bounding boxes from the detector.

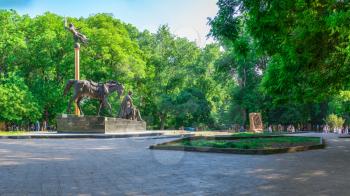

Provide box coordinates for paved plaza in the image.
[0,133,349,196]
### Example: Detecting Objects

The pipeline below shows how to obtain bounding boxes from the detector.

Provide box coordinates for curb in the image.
[0,132,163,139]
[149,136,325,155]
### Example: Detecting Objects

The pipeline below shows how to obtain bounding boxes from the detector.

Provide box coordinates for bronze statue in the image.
[64,18,88,46]
[119,91,143,121]
[64,80,124,116]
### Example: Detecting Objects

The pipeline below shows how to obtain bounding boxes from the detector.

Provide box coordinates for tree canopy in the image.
[209,0,350,129]
[209,0,350,103]
[0,10,226,130]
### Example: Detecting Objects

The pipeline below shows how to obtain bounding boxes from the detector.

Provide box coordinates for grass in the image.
[0,131,29,136]
[232,132,283,137]
[175,136,320,150]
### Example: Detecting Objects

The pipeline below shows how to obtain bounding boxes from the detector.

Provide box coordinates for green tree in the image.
[137,26,199,129]
[0,73,40,123]
[325,114,345,131]
[0,10,27,74]
[0,10,230,130]
[21,12,72,122]
[210,12,267,127]
[210,0,350,102]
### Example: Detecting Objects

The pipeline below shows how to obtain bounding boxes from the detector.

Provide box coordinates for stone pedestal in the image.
[57,114,146,133]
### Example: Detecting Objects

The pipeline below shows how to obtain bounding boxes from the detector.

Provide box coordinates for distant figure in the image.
[42,120,47,131]
[278,124,283,132]
[286,124,294,132]
[338,127,342,134]
[30,124,35,131]
[345,126,349,134]
[35,121,40,132]
[290,125,295,133]
[323,124,329,134]
[268,125,273,133]
[239,126,245,132]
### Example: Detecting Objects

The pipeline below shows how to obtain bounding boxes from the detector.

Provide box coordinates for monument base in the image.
[57,114,146,133]
[250,129,263,133]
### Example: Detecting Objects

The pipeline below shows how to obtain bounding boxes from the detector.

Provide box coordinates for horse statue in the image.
[63,79,124,116]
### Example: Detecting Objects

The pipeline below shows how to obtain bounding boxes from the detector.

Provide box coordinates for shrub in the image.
[325,114,345,131]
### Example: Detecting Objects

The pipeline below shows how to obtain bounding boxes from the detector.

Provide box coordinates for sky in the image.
[0,0,219,47]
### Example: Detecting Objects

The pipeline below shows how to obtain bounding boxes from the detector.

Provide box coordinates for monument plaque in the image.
[249,113,263,133]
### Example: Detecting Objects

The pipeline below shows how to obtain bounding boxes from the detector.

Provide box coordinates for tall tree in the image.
[210,0,350,103]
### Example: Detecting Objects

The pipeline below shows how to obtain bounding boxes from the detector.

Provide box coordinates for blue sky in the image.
[0,0,218,47]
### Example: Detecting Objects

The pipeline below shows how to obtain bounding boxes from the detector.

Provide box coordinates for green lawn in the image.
[177,136,320,150]
[232,132,283,137]
[0,131,29,136]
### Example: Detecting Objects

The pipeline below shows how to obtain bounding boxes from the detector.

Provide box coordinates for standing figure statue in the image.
[119,91,143,121]
[64,18,88,45]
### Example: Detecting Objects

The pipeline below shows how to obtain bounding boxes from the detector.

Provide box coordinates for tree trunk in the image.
[160,114,166,130]
[241,108,247,129]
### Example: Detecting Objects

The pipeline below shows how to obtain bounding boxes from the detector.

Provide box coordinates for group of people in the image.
[323,125,349,134]
[6,120,54,132]
[266,124,350,134]
[29,120,55,131]
[267,124,296,132]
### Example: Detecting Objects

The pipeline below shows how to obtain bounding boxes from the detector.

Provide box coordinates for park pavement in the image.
[0,133,349,196]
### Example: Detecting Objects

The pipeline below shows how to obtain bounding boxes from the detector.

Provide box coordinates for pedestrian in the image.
[323,124,329,134]
[35,121,40,132]
[268,125,273,133]
[42,120,47,131]
[291,125,295,133]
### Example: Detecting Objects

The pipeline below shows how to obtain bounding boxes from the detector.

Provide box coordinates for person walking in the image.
[268,125,273,133]
[35,121,40,132]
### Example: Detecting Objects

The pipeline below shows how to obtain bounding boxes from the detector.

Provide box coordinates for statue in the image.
[64,18,88,46]
[119,91,143,121]
[63,80,124,116]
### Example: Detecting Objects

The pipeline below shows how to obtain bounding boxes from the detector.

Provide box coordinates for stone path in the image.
[0,133,349,196]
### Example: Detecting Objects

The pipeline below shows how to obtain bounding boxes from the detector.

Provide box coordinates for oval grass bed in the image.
[149,135,325,155]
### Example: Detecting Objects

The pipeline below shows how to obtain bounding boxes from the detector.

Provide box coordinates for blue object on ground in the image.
[185,127,196,131]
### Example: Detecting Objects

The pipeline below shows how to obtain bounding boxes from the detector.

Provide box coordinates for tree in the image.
[173,87,212,128]
[0,10,27,75]
[0,10,229,130]
[325,114,345,131]
[210,0,350,103]
[138,25,201,129]
[0,73,40,123]
[328,91,350,124]
[210,10,267,127]
[21,12,73,122]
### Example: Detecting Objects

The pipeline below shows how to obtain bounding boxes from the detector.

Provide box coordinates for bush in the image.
[325,114,345,131]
